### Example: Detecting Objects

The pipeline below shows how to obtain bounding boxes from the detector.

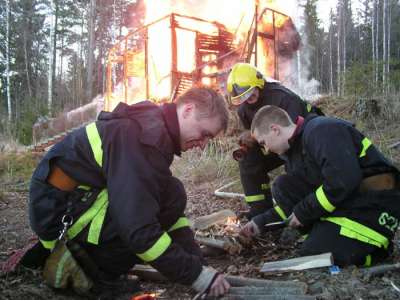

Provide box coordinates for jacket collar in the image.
[161,103,181,156]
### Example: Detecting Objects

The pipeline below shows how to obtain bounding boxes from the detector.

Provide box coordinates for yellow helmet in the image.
[227,63,265,105]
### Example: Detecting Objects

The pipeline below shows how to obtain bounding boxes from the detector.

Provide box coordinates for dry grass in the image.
[172,136,240,187]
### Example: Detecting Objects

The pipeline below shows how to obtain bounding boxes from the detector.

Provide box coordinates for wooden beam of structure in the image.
[192,209,236,230]
[260,253,333,273]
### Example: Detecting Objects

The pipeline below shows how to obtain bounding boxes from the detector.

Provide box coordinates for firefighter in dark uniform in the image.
[241,105,400,266]
[28,87,231,296]
[227,63,322,219]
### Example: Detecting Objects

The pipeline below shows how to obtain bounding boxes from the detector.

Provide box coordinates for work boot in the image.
[91,274,142,299]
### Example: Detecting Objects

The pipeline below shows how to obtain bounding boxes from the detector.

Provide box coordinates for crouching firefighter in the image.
[28,87,231,297]
[240,105,400,267]
[227,63,323,220]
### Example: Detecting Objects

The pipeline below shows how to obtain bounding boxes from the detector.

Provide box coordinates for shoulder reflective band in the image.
[359,137,372,158]
[245,194,265,203]
[364,254,372,267]
[321,217,389,249]
[40,239,57,250]
[86,122,103,167]
[261,183,270,190]
[136,232,172,262]
[168,217,190,232]
[274,205,287,220]
[68,189,108,241]
[316,185,336,213]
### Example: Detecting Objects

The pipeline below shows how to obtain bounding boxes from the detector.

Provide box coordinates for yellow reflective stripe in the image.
[68,189,108,240]
[40,239,57,250]
[55,248,72,288]
[86,122,103,167]
[136,232,172,262]
[168,217,190,232]
[274,205,287,220]
[316,185,336,213]
[245,194,265,203]
[78,185,91,191]
[364,254,372,267]
[87,199,109,245]
[360,137,372,158]
[261,183,270,190]
[322,217,389,249]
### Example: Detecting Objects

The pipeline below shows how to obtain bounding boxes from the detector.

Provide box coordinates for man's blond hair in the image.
[176,87,229,132]
[251,105,292,135]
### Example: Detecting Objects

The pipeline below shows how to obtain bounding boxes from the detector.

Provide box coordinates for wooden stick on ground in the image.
[260,252,333,273]
[195,237,242,255]
[192,209,236,230]
[130,265,308,293]
[362,262,400,280]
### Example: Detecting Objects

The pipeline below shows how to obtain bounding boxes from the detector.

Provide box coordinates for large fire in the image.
[104,0,301,111]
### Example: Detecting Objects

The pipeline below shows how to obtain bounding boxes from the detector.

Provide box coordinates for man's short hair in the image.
[176,87,229,132]
[251,105,292,135]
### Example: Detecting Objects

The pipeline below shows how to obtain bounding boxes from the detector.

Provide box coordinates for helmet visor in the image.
[230,86,255,106]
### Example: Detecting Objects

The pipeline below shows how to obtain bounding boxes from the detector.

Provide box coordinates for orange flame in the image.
[105,0,299,111]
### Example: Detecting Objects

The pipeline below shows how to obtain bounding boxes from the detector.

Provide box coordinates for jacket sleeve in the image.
[293,124,363,225]
[103,121,202,285]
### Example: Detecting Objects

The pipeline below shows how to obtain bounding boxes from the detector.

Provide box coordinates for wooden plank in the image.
[227,286,305,295]
[225,276,307,292]
[192,209,236,230]
[215,295,316,300]
[260,253,333,273]
[130,266,308,293]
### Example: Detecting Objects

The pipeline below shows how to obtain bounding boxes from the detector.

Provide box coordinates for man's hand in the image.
[208,274,230,297]
[192,267,230,297]
[239,220,260,238]
[288,213,303,228]
[238,131,257,148]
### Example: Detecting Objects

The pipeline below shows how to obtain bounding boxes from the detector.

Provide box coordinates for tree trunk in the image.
[86,0,96,102]
[329,21,333,95]
[382,0,387,89]
[47,0,56,116]
[375,0,379,84]
[372,0,376,86]
[6,0,12,123]
[337,3,342,96]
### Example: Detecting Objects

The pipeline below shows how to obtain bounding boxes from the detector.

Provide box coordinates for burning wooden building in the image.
[105,5,300,111]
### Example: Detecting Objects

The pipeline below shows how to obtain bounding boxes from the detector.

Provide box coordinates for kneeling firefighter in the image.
[28,87,231,297]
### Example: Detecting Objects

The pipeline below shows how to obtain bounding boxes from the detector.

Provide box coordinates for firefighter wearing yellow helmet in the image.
[227,63,323,220]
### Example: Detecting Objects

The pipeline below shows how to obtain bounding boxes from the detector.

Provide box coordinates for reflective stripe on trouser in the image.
[321,217,389,249]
